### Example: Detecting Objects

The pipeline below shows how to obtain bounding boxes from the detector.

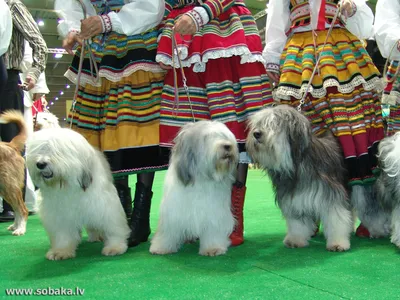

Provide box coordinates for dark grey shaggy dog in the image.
[374,133,400,246]
[246,105,353,251]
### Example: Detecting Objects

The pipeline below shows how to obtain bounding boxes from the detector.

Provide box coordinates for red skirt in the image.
[32,99,44,116]
[157,5,273,150]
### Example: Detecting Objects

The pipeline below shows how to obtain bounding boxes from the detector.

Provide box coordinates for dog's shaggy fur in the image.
[150,121,238,256]
[26,128,130,260]
[34,111,60,131]
[246,105,353,252]
[0,110,29,235]
[374,132,400,246]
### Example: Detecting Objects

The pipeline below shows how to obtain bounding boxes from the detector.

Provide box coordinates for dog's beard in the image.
[211,143,238,181]
[32,169,65,189]
[28,158,66,189]
[40,168,53,179]
[214,156,236,181]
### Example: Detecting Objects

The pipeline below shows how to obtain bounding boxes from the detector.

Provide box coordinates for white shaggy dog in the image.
[150,121,239,256]
[375,132,400,246]
[26,128,130,260]
[34,111,60,131]
[246,105,353,252]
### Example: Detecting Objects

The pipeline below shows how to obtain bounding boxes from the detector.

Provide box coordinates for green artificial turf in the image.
[1,169,399,299]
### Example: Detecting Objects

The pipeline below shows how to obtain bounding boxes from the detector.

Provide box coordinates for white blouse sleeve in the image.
[374,0,400,60]
[19,40,33,74]
[108,0,164,36]
[0,0,12,57]
[263,0,291,66]
[31,72,50,95]
[54,0,97,37]
[344,0,374,40]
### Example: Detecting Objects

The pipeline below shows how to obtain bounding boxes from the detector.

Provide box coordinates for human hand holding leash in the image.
[62,31,83,55]
[80,16,103,39]
[340,0,355,16]
[19,75,36,91]
[174,14,197,36]
[266,71,280,86]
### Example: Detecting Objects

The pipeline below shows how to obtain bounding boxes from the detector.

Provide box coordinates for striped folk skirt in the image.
[277,28,384,186]
[157,5,274,153]
[66,29,169,176]
[382,60,400,135]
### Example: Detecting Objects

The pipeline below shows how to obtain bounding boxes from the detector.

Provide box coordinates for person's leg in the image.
[230,161,248,246]
[128,172,155,247]
[0,56,7,94]
[114,176,132,218]
[0,70,25,221]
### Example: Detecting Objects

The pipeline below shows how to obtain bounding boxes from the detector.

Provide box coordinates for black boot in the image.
[115,182,133,219]
[128,182,152,247]
[0,204,14,222]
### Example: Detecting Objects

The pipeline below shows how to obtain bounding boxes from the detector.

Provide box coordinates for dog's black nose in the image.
[253,131,262,140]
[223,144,232,151]
[36,162,47,170]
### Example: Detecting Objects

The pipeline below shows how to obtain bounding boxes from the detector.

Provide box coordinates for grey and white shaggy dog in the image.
[150,121,238,256]
[375,132,400,247]
[246,105,353,251]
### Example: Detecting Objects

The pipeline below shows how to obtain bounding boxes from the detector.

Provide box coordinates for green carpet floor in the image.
[1,170,399,299]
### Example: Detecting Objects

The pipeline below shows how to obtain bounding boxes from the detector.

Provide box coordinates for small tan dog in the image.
[0,110,28,235]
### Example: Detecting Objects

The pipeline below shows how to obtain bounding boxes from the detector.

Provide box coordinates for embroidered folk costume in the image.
[56,0,167,247]
[157,0,274,245]
[264,0,385,237]
[375,0,400,135]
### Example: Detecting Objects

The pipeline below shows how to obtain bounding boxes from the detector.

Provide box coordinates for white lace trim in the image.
[275,76,384,100]
[156,46,265,73]
[64,63,165,87]
[382,90,400,105]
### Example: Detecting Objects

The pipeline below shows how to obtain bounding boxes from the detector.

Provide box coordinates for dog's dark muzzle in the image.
[37,162,53,179]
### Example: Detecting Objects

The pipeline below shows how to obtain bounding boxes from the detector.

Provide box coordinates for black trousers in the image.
[0,69,25,212]
[0,56,7,94]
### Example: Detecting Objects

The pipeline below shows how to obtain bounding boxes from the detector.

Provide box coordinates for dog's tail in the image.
[0,110,27,152]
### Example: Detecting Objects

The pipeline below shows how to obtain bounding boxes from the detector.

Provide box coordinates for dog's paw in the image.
[199,247,227,257]
[8,224,26,236]
[390,234,400,248]
[102,244,128,256]
[327,240,350,252]
[46,249,76,261]
[283,235,309,248]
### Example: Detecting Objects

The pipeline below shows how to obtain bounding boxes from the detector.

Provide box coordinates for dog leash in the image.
[297,1,344,112]
[171,27,196,122]
[69,0,100,129]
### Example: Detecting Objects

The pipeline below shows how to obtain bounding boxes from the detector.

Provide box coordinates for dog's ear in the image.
[175,147,197,186]
[78,169,93,191]
[288,113,311,161]
[172,124,197,186]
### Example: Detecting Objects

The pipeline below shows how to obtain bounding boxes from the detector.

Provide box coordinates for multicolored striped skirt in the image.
[382,61,400,135]
[157,5,273,152]
[277,28,384,186]
[66,28,168,176]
